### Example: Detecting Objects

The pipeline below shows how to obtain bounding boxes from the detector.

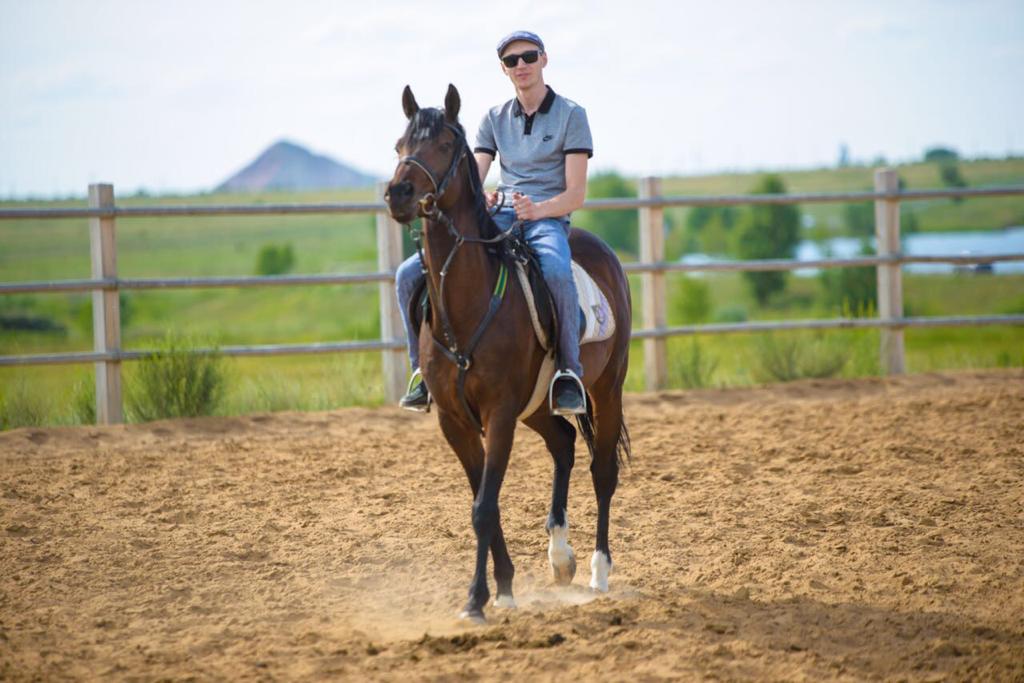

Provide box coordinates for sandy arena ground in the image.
[1,370,1022,681]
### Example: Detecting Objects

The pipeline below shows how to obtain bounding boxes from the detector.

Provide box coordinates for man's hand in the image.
[485,190,499,209]
[512,192,542,221]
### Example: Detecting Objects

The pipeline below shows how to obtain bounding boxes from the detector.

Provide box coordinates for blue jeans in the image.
[395,207,582,377]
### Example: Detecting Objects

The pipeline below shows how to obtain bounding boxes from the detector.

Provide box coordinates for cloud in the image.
[1,0,1022,195]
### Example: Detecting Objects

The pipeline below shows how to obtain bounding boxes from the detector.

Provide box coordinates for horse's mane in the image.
[402,107,500,239]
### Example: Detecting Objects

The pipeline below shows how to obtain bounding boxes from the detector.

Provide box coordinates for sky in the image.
[1,0,1022,197]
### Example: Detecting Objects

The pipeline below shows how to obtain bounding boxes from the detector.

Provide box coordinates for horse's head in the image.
[385,84,467,224]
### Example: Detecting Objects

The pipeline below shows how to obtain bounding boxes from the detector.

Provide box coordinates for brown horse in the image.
[385,84,632,623]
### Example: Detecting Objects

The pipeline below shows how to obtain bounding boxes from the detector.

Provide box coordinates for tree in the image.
[924,146,959,163]
[573,171,638,255]
[686,205,738,256]
[939,162,967,188]
[736,175,800,306]
[842,201,874,238]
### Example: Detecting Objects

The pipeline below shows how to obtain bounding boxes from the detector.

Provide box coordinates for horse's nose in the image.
[387,180,413,204]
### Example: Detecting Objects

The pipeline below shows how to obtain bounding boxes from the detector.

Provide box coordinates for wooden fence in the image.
[2,170,1023,424]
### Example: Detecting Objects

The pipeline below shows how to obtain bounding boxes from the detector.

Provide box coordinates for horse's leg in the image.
[524,414,577,585]
[588,383,624,593]
[467,417,516,622]
[438,411,516,619]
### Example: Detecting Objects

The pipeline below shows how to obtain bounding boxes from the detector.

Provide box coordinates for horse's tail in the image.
[615,420,632,466]
[575,404,631,467]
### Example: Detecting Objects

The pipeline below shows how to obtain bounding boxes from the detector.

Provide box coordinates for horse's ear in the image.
[444,84,460,122]
[402,85,419,120]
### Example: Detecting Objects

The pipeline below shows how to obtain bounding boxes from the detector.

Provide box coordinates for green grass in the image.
[2,173,1023,428]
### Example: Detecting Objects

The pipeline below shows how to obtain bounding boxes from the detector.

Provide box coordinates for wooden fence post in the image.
[376,182,407,403]
[89,183,123,424]
[874,168,905,374]
[638,176,667,391]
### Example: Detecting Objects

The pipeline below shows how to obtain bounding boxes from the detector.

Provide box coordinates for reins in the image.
[399,122,517,433]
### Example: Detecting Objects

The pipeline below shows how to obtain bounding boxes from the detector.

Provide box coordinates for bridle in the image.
[396,119,518,433]
[398,121,467,220]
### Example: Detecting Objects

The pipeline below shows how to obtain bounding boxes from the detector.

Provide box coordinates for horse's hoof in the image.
[589,550,612,593]
[548,524,577,586]
[493,594,517,609]
[458,608,487,625]
[551,551,577,585]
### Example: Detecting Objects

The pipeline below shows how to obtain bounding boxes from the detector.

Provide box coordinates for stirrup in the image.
[400,369,431,413]
[548,368,587,416]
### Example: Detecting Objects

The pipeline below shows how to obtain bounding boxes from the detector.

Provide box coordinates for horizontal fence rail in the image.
[628,315,1024,339]
[0,272,394,295]
[0,340,407,368]
[580,185,1024,210]
[0,203,384,220]
[622,252,1024,274]
[6,254,1024,296]
[4,185,1024,220]
[2,173,1023,423]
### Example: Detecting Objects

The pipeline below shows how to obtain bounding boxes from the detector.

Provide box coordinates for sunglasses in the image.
[501,50,542,68]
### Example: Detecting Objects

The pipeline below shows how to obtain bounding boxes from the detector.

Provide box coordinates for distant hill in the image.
[216,140,377,192]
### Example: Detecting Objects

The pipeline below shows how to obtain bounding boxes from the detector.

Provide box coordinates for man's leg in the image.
[524,219,585,415]
[395,252,429,410]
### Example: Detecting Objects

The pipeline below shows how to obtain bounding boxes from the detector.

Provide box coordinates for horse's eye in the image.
[440,142,453,152]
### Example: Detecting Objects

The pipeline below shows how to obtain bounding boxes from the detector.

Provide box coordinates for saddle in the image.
[407,227,616,420]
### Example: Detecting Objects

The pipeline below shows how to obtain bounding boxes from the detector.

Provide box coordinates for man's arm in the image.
[474,152,498,207]
[474,152,493,185]
[512,153,588,221]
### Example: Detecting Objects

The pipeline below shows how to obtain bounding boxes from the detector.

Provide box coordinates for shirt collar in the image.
[513,86,556,117]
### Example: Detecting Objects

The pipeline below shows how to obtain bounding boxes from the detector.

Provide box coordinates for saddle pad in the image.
[572,261,616,345]
[516,262,616,421]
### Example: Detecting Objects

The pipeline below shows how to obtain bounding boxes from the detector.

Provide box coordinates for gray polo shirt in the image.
[474,86,593,208]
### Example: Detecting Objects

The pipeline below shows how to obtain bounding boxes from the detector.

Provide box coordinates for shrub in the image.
[713,306,748,323]
[996,350,1023,368]
[126,335,225,422]
[0,379,50,430]
[819,240,878,311]
[256,244,296,276]
[751,332,849,383]
[835,323,881,377]
[672,276,712,324]
[672,339,717,389]
[71,376,96,425]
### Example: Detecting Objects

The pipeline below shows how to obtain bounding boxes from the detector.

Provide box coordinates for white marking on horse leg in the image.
[547,515,577,585]
[493,594,517,609]
[458,609,487,625]
[589,550,612,593]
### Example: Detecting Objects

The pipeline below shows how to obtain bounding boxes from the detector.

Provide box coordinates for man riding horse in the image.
[396,30,591,415]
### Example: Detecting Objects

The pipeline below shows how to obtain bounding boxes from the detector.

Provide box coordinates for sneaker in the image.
[550,370,586,416]
[399,378,430,412]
